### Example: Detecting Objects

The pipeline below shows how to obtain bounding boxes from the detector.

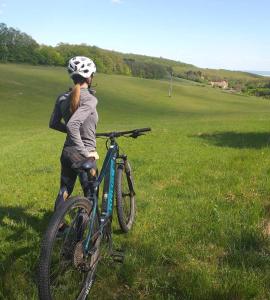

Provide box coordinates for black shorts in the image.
[61,146,86,168]
[59,146,97,195]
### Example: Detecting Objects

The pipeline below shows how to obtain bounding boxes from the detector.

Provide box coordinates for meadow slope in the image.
[1,64,270,299]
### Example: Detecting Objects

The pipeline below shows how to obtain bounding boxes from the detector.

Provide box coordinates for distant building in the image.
[210,80,229,89]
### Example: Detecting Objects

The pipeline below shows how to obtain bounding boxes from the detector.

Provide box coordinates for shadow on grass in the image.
[2,204,269,299]
[0,205,53,298]
[0,205,52,234]
[221,229,270,270]
[194,131,270,149]
[120,237,270,300]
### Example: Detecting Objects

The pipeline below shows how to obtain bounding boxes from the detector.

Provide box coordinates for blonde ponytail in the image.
[70,83,81,114]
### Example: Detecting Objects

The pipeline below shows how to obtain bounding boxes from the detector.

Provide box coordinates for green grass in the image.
[1,63,270,299]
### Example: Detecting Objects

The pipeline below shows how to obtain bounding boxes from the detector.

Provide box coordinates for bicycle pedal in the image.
[111,251,125,263]
[112,255,124,263]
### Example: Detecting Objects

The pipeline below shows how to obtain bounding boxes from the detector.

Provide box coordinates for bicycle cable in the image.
[106,138,110,150]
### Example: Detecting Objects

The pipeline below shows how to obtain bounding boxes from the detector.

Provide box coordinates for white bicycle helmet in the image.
[68,56,96,78]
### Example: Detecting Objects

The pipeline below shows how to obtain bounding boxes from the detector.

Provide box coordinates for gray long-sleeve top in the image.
[49,88,98,157]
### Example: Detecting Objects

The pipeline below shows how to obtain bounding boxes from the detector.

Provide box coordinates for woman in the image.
[49,56,99,212]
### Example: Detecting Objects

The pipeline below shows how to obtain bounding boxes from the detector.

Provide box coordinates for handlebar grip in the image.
[135,128,151,133]
[96,132,110,137]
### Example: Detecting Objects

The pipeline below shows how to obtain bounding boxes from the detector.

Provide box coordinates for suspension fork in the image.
[117,154,136,196]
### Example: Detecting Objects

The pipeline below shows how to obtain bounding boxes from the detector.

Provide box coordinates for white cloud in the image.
[111,0,123,4]
[0,9,2,15]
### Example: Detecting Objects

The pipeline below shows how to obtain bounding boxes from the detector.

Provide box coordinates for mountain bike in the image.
[38,127,151,300]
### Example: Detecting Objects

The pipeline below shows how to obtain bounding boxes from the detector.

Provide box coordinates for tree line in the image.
[0,23,170,79]
[242,80,270,99]
[1,22,270,98]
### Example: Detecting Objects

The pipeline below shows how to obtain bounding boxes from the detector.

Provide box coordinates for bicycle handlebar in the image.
[96,127,151,138]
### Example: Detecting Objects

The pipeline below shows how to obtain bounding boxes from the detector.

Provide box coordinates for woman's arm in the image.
[66,95,97,157]
[49,95,67,133]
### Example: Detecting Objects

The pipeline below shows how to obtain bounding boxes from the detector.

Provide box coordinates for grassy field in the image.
[1,63,270,299]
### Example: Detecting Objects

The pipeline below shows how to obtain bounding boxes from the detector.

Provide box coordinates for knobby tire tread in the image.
[38,196,95,300]
[116,163,136,233]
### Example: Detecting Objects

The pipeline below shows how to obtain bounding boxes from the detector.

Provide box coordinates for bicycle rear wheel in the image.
[116,161,136,233]
[38,196,100,300]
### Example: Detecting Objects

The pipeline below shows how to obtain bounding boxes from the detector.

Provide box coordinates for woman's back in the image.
[64,88,98,155]
[49,88,98,156]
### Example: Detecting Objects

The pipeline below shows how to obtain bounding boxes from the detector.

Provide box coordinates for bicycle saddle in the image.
[72,158,96,171]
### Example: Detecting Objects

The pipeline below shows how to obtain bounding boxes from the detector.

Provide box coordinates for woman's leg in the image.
[54,148,78,211]
[78,171,89,197]
[78,159,97,198]
[54,147,97,210]
[54,165,77,211]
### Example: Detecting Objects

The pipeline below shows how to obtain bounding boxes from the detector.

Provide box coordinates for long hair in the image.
[70,75,88,114]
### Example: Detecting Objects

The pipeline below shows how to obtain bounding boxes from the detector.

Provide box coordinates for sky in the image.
[0,0,269,71]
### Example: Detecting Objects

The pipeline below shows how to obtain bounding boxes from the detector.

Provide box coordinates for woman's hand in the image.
[86,151,99,160]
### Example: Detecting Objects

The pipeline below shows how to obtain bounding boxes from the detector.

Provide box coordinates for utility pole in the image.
[168,71,173,97]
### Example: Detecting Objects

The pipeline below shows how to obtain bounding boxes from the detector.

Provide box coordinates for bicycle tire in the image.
[38,196,100,300]
[116,161,136,233]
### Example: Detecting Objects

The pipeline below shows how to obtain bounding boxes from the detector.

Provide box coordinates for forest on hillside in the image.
[1,23,270,98]
[0,23,169,79]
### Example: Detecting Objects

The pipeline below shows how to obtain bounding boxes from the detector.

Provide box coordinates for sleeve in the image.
[49,96,67,133]
[66,95,97,157]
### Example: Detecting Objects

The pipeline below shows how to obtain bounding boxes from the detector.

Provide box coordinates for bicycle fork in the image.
[117,154,136,197]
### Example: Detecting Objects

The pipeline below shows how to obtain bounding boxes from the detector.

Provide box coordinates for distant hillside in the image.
[109,51,262,83]
[0,22,269,98]
[248,71,270,77]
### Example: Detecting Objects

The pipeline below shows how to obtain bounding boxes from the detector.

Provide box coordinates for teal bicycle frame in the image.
[83,141,119,252]
[81,127,151,253]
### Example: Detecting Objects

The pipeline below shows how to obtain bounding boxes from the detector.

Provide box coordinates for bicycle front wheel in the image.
[116,161,136,233]
[38,196,100,300]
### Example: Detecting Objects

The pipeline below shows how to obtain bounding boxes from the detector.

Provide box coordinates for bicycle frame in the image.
[83,140,119,253]
[80,127,151,254]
